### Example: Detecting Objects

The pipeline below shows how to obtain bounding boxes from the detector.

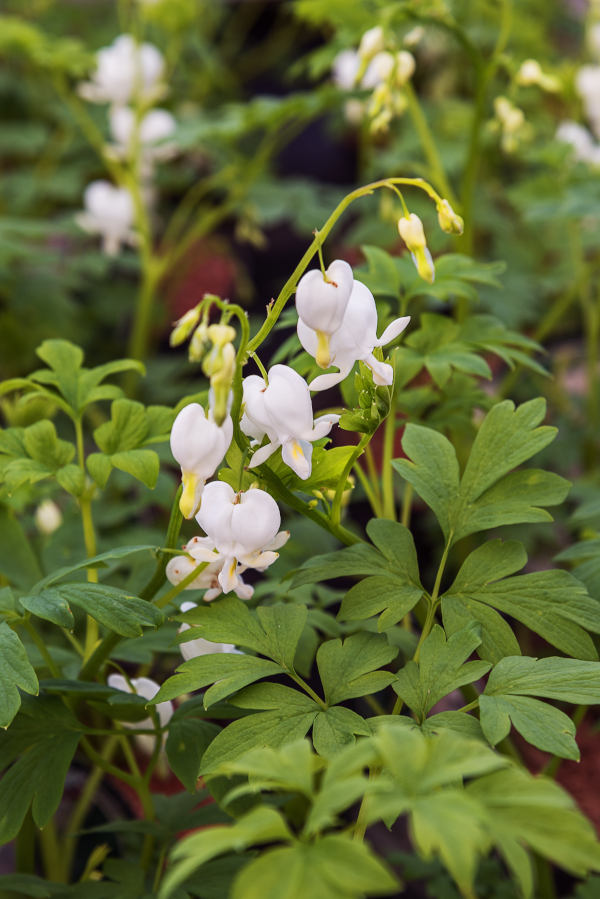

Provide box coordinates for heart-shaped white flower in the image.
[241,364,339,479]
[76,181,136,256]
[295,260,354,367]
[170,403,233,519]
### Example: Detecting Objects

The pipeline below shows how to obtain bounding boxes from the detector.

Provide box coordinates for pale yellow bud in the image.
[437,199,464,235]
[170,306,201,347]
[516,58,560,92]
[397,213,426,251]
[359,26,385,62]
[403,26,424,47]
[207,323,236,347]
[35,499,62,535]
[188,322,210,362]
[395,51,415,86]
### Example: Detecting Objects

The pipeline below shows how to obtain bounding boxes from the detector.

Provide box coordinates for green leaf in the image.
[293,520,424,630]
[20,589,75,628]
[31,544,158,591]
[231,834,398,899]
[201,686,319,773]
[86,452,112,488]
[23,420,74,468]
[393,624,491,721]
[23,584,162,638]
[0,697,81,842]
[443,541,600,660]
[393,400,565,545]
[0,874,62,897]
[316,632,398,705]
[165,718,220,791]
[153,654,284,709]
[55,463,85,496]
[158,806,291,899]
[479,693,579,759]
[0,506,42,589]
[94,399,149,454]
[111,449,159,488]
[485,655,600,704]
[467,767,600,881]
[0,622,38,728]
[180,597,307,667]
[392,426,460,542]
[312,706,371,759]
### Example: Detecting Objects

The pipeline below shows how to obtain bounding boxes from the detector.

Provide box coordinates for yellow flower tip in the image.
[207,323,236,346]
[179,472,200,519]
[414,248,435,284]
[437,199,464,235]
[170,306,201,347]
[315,331,332,369]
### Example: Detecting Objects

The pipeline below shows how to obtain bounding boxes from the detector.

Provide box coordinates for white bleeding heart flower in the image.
[76,180,136,256]
[295,259,354,368]
[79,34,165,105]
[361,51,395,89]
[397,213,435,284]
[177,601,240,660]
[240,364,339,479]
[107,674,173,756]
[109,106,176,160]
[556,121,600,165]
[196,481,289,598]
[298,280,410,391]
[170,403,233,519]
[332,49,361,90]
[166,535,226,600]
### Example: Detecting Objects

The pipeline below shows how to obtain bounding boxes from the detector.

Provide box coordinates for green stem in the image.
[288,671,327,710]
[381,397,397,521]
[246,177,443,355]
[331,434,370,526]
[60,735,120,881]
[403,82,457,206]
[401,483,413,528]
[38,818,63,883]
[353,460,383,517]
[24,620,61,678]
[153,560,210,610]
[75,416,99,659]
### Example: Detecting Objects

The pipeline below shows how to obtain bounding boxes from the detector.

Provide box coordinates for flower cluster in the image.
[77,34,176,254]
[332,26,416,132]
[555,20,600,166]
[166,255,413,604]
[167,482,289,601]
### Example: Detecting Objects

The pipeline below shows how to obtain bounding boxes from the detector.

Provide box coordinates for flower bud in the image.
[395,50,416,86]
[436,199,464,235]
[170,306,201,347]
[359,26,385,62]
[516,59,560,92]
[397,214,434,283]
[35,499,62,535]
[188,321,210,362]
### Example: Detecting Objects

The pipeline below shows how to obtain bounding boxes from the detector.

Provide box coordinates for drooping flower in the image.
[241,364,339,479]
[109,106,176,161]
[295,259,354,368]
[170,403,233,519]
[397,213,435,283]
[195,481,289,598]
[358,26,385,62]
[298,280,410,392]
[79,34,165,106]
[107,674,173,756]
[177,601,239,660]
[76,180,136,256]
[436,200,464,236]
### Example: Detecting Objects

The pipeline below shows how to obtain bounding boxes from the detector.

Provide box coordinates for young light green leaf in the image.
[0,622,38,728]
[231,834,398,899]
[159,806,291,899]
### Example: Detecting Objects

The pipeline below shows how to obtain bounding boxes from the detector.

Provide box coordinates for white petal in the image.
[218,557,240,594]
[281,438,313,479]
[365,354,394,386]
[308,371,346,391]
[308,414,340,441]
[264,530,290,551]
[248,440,280,468]
[375,316,411,347]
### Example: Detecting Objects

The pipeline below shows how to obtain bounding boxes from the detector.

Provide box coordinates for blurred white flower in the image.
[195,481,289,598]
[79,34,165,105]
[576,65,600,138]
[516,59,560,92]
[358,26,385,62]
[332,49,361,90]
[76,180,136,256]
[170,403,233,519]
[556,120,600,165]
[177,601,240,660]
[109,106,176,161]
[588,23,600,62]
[241,364,339,479]
[34,499,62,535]
[107,674,173,756]
[298,280,410,391]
